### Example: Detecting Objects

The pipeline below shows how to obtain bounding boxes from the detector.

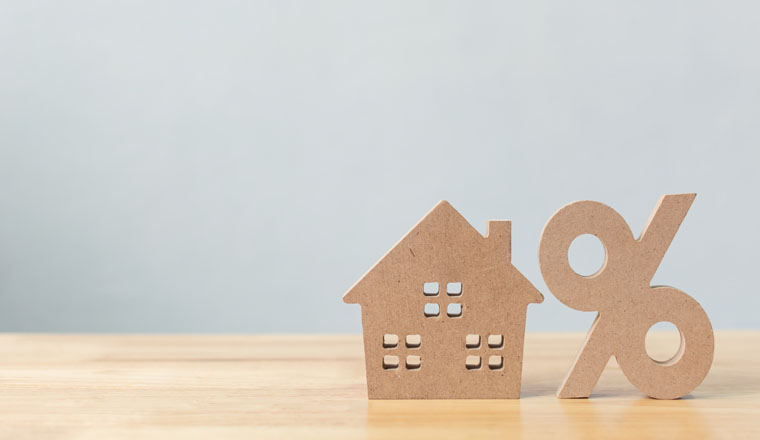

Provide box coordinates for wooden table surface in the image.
[0,332,757,439]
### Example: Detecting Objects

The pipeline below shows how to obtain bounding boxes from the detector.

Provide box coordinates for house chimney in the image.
[487,220,511,261]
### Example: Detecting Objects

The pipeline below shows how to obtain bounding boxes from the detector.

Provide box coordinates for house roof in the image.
[343,200,544,305]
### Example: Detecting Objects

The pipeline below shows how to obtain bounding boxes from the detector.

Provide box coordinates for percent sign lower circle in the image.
[539,195,714,399]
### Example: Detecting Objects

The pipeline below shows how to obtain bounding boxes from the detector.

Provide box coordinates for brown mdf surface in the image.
[539,194,713,399]
[344,201,542,399]
[0,332,757,439]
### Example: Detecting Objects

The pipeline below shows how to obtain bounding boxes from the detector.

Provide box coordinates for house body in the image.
[344,201,543,399]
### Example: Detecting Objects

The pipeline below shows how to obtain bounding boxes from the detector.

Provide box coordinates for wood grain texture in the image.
[0,332,757,439]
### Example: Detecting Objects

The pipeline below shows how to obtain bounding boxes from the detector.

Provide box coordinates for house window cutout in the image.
[488,355,504,370]
[447,282,462,296]
[406,355,421,370]
[465,334,480,349]
[488,334,504,349]
[383,334,398,348]
[447,303,462,317]
[423,282,439,296]
[424,303,440,317]
[406,334,421,348]
[465,355,481,370]
[383,355,399,369]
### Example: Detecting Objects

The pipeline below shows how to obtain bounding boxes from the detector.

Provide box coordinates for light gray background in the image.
[0,1,757,332]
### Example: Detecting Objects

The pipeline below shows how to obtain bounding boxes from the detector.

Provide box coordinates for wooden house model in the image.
[343,201,543,399]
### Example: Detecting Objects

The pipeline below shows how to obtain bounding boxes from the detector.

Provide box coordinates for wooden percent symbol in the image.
[538,194,714,399]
